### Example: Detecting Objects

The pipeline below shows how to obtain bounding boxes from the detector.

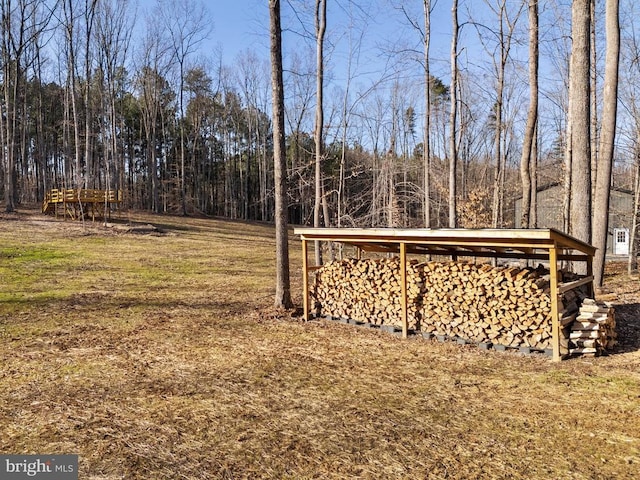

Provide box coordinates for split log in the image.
[566,299,617,355]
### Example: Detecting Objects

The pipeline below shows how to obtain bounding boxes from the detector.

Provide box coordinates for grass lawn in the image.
[1,208,639,479]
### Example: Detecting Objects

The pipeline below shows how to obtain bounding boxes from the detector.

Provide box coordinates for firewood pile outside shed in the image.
[294,228,617,361]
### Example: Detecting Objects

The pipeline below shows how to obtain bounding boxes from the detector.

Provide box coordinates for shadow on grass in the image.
[1,292,258,320]
[609,302,640,355]
[114,216,279,243]
[107,216,195,233]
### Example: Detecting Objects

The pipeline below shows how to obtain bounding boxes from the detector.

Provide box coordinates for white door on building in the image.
[613,228,630,255]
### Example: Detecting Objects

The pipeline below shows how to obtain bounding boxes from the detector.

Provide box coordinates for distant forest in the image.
[0,0,637,238]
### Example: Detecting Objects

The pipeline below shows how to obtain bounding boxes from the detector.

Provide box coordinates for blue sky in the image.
[206,0,269,64]
[137,0,458,85]
[137,0,268,65]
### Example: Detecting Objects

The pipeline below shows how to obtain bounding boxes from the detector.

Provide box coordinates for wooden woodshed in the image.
[294,228,596,362]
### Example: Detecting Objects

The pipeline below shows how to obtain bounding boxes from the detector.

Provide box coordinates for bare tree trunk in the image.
[487,0,522,229]
[321,183,334,261]
[62,0,83,192]
[137,19,166,214]
[338,94,347,228]
[531,122,538,227]
[563,102,572,234]
[423,0,432,228]
[388,91,399,227]
[590,0,598,191]
[269,0,293,309]
[593,0,620,287]
[520,0,538,229]
[0,1,17,213]
[34,39,47,200]
[449,0,459,228]
[140,65,162,213]
[313,0,326,265]
[491,53,504,226]
[629,146,640,274]
[84,0,97,189]
[0,69,6,211]
[568,0,592,250]
[1,0,48,212]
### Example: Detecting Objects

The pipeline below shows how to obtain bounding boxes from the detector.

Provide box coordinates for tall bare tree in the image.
[269,0,293,309]
[623,2,640,274]
[1,0,51,212]
[0,0,25,212]
[589,0,598,188]
[96,0,134,215]
[83,0,98,190]
[472,0,523,228]
[397,1,433,227]
[449,0,459,228]
[136,14,172,213]
[284,49,315,224]
[423,0,432,228]
[568,0,592,247]
[520,0,538,229]
[630,148,640,274]
[335,5,372,229]
[61,0,85,192]
[593,0,620,287]
[158,0,211,215]
[237,51,271,221]
[313,0,326,265]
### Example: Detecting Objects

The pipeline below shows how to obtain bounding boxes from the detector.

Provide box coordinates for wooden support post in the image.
[586,255,594,298]
[549,245,562,361]
[400,242,408,338]
[302,239,310,321]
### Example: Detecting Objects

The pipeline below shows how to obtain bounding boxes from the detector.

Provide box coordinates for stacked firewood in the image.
[313,257,558,350]
[313,257,416,327]
[559,288,584,356]
[568,299,617,355]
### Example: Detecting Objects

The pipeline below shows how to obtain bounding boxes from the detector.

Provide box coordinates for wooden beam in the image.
[302,239,310,321]
[301,236,556,252]
[586,254,594,298]
[558,276,595,294]
[295,227,595,255]
[550,229,597,256]
[549,245,562,361]
[402,248,588,262]
[324,241,591,263]
[400,242,408,339]
[350,242,398,253]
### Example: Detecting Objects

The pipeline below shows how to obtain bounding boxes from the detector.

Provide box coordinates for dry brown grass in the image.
[1,208,639,479]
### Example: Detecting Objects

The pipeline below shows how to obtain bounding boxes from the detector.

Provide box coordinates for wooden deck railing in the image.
[42,188,122,218]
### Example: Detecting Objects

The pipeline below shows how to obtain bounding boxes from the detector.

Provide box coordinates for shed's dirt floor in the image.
[1,208,639,479]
